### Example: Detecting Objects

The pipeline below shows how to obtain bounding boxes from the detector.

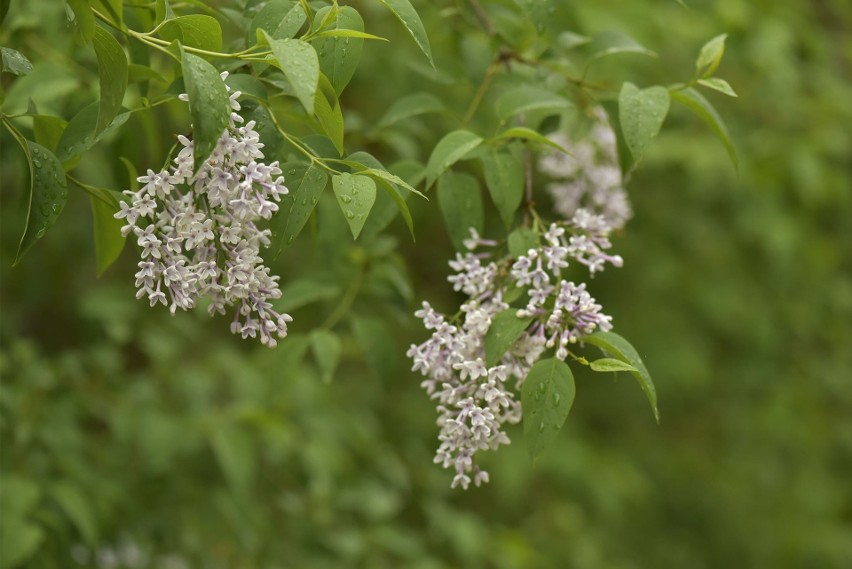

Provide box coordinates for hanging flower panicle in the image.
[115,72,292,347]
[539,107,632,231]
[408,211,622,488]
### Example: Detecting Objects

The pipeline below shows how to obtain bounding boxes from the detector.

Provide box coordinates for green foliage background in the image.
[1,0,851,567]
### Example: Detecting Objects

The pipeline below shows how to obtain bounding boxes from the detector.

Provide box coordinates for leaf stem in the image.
[461,60,500,127]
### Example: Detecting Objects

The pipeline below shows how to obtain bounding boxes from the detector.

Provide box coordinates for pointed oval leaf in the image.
[696,33,726,77]
[481,147,524,228]
[697,77,737,98]
[1,47,33,76]
[180,47,229,173]
[92,26,128,133]
[332,173,376,239]
[584,30,656,69]
[15,141,68,264]
[248,0,306,44]
[376,92,447,129]
[522,357,575,460]
[67,0,96,45]
[314,74,344,154]
[618,82,670,162]
[159,15,223,52]
[508,226,539,258]
[311,6,364,95]
[494,86,572,121]
[671,87,738,169]
[584,331,659,421]
[90,193,126,276]
[376,0,433,67]
[589,357,638,373]
[268,37,319,114]
[310,329,341,383]
[274,162,328,252]
[485,308,533,367]
[436,171,483,251]
[425,129,483,188]
[491,126,571,153]
[56,101,130,165]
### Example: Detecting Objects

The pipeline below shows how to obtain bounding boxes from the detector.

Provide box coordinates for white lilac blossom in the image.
[409,222,619,488]
[115,72,292,347]
[539,107,632,230]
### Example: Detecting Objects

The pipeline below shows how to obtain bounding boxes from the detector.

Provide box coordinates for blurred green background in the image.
[2,0,851,567]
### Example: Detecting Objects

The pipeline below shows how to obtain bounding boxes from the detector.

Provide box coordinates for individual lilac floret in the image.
[539,107,632,231]
[116,72,292,347]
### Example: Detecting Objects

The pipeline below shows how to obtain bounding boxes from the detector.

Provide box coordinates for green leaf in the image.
[248,0,305,44]
[56,102,130,165]
[0,522,43,569]
[128,63,167,84]
[180,46,230,173]
[67,0,96,45]
[618,82,670,162]
[159,15,223,52]
[92,26,128,133]
[521,357,575,460]
[485,308,533,367]
[584,331,659,421]
[494,87,572,122]
[224,73,268,102]
[507,226,539,258]
[14,141,68,265]
[274,162,327,252]
[481,147,523,228]
[311,6,364,95]
[90,193,126,276]
[32,115,67,152]
[51,483,97,545]
[696,33,726,77]
[310,329,341,383]
[351,315,397,384]
[332,173,376,239]
[670,87,738,169]
[267,37,319,115]
[376,0,434,67]
[491,126,571,153]
[358,168,424,198]
[91,0,122,28]
[513,0,554,33]
[436,171,483,251]
[589,357,638,373]
[314,75,344,156]
[584,30,656,69]
[209,425,255,494]
[697,77,737,97]
[312,29,387,41]
[376,92,447,129]
[280,277,341,311]
[425,129,482,188]
[0,47,33,76]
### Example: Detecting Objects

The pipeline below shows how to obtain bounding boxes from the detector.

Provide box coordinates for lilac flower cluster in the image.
[539,107,632,230]
[115,72,292,347]
[409,220,621,488]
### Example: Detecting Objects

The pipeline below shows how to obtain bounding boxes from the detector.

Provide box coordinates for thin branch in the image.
[468,0,495,36]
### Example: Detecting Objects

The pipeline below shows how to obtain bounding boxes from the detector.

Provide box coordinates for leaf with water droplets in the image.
[267,36,319,115]
[436,171,483,251]
[584,331,659,422]
[1,47,33,76]
[313,74,344,155]
[618,82,670,162]
[273,162,328,253]
[311,6,364,95]
[14,140,68,265]
[248,0,306,45]
[376,0,433,67]
[180,46,229,173]
[332,173,376,239]
[522,357,575,461]
[671,87,738,170]
[484,308,533,367]
[92,26,128,133]
[56,101,130,166]
[159,15,223,52]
